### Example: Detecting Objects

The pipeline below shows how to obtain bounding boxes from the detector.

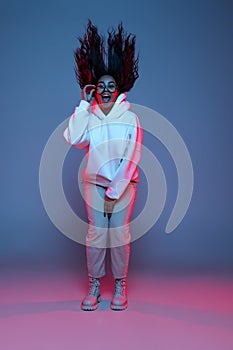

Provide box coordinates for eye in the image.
[108,83,115,88]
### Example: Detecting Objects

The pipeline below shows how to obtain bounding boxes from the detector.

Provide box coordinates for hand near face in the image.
[104,196,117,220]
[82,84,96,103]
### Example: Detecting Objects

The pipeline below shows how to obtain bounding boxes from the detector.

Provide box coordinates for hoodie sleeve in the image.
[63,100,90,149]
[106,115,143,200]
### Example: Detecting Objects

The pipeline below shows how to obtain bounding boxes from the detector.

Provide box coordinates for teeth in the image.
[102,96,111,102]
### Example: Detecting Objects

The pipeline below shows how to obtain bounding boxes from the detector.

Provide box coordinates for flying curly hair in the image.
[74,20,139,93]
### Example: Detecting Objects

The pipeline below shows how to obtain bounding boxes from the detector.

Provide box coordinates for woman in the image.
[63,20,142,311]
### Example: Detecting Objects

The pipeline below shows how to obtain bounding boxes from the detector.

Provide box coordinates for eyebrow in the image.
[97,81,116,84]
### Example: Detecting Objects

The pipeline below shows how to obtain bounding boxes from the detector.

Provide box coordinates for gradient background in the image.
[1,0,232,274]
[1,1,233,349]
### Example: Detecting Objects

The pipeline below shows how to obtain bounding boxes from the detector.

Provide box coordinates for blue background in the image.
[1,0,232,274]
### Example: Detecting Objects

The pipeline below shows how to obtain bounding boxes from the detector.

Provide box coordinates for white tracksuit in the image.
[63,93,142,278]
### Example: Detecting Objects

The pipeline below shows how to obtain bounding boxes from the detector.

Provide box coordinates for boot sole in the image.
[81,295,101,311]
[110,302,128,311]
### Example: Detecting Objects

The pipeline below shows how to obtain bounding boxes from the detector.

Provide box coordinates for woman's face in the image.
[95,75,119,114]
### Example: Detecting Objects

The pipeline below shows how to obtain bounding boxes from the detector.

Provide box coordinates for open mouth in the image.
[101,94,111,103]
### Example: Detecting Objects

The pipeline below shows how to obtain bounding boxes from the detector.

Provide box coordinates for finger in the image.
[110,202,115,214]
[83,89,88,101]
[108,201,113,214]
[87,88,96,102]
[83,85,95,102]
[86,84,96,90]
[89,88,95,100]
[105,202,110,215]
[104,200,107,217]
[85,85,96,94]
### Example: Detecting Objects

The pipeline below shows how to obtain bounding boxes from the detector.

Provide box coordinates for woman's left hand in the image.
[104,196,117,219]
[82,84,96,102]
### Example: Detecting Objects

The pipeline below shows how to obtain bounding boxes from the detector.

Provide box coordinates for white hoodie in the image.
[63,93,143,200]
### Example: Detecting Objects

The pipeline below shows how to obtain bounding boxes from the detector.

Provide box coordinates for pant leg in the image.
[109,182,137,278]
[110,245,130,279]
[84,182,109,278]
[86,246,107,278]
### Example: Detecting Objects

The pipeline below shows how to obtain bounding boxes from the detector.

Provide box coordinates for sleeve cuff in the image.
[106,188,118,200]
[77,100,90,110]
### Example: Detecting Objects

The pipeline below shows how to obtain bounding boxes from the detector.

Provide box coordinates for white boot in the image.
[110,278,128,311]
[81,277,101,311]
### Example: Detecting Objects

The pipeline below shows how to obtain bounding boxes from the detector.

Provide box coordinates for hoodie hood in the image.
[92,93,130,120]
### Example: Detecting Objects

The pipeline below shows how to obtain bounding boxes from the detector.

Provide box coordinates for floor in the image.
[1,268,233,350]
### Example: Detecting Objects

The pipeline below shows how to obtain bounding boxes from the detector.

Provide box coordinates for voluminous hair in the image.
[74,20,139,93]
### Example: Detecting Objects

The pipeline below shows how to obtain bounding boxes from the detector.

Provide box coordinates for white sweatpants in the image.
[84,181,137,279]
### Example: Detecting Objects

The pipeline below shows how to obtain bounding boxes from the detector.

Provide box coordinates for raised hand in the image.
[82,84,96,103]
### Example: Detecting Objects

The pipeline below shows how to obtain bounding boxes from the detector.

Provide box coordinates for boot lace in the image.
[114,279,126,296]
[88,278,100,296]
